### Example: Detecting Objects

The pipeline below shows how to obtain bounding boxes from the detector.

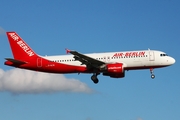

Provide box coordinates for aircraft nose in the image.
[170,57,176,65]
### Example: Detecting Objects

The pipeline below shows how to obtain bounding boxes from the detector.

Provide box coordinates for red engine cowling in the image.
[103,63,125,78]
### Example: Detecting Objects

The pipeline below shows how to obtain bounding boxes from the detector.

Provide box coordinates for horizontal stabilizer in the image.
[5,58,27,65]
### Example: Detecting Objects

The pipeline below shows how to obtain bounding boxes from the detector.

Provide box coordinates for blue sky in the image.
[0,0,180,120]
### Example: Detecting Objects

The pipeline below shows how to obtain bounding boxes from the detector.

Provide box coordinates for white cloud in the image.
[0,26,6,35]
[0,68,93,94]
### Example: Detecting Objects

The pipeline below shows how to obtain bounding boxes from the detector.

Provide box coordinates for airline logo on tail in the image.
[8,32,34,57]
[9,33,19,41]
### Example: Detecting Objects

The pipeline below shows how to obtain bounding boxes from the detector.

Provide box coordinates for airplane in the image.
[4,32,175,84]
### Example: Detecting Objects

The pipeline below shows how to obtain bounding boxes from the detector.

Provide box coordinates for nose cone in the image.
[169,57,176,65]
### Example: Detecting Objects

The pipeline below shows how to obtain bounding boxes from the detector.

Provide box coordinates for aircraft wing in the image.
[66,49,105,69]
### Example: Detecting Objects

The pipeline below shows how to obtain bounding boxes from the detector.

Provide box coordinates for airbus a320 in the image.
[4,32,175,84]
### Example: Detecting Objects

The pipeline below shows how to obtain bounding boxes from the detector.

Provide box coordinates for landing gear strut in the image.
[150,68,155,79]
[91,73,99,84]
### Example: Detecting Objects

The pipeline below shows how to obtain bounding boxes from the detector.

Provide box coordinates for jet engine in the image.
[102,63,125,78]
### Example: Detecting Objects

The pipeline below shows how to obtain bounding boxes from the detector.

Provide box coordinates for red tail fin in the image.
[6,32,38,60]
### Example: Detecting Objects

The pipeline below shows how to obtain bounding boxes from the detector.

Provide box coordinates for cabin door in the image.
[149,51,155,61]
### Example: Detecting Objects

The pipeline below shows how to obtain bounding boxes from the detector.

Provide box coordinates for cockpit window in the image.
[160,54,168,57]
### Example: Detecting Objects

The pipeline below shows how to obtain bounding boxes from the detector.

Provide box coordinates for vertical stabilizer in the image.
[6,32,38,60]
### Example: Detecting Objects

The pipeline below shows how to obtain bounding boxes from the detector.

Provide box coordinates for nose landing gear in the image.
[150,68,155,79]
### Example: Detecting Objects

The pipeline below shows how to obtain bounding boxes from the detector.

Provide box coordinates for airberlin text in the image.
[9,33,34,57]
[113,51,145,57]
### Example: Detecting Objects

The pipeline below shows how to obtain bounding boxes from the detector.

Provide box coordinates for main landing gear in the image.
[150,68,155,79]
[91,73,99,84]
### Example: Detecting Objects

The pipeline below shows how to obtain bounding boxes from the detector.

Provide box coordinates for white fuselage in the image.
[42,50,175,70]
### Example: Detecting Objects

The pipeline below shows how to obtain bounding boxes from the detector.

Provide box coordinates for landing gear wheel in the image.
[150,68,155,79]
[151,74,155,79]
[91,75,99,84]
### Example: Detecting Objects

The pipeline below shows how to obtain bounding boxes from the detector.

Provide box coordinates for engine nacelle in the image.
[106,63,124,73]
[102,63,125,78]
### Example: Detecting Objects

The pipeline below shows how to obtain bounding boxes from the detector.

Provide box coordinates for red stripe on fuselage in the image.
[125,65,170,70]
[6,57,88,73]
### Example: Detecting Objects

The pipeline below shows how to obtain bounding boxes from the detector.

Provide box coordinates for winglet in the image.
[65,48,71,54]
